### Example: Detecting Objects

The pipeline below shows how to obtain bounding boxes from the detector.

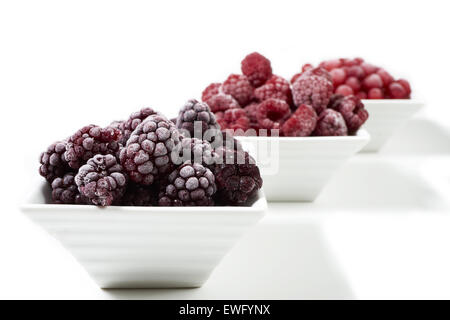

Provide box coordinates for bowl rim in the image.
[20,185,268,213]
[236,128,370,142]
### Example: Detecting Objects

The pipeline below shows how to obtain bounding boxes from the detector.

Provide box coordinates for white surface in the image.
[21,187,266,289]
[237,130,369,201]
[361,100,424,152]
[1,0,450,299]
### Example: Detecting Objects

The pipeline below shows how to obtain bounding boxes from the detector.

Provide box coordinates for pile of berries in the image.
[292,58,411,99]
[201,52,369,137]
[39,103,262,207]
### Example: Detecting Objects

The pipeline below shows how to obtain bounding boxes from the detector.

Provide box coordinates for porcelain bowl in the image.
[21,183,267,288]
[236,130,370,202]
[361,99,424,152]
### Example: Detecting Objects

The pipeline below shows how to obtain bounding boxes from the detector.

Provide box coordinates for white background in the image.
[0,0,449,299]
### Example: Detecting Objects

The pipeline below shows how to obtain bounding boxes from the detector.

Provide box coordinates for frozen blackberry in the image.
[120,183,156,206]
[214,131,243,151]
[158,162,216,206]
[328,95,368,133]
[171,137,219,167]
[112,107,158,145]
[176,99,220,138]
[120,115,181,185]
[39,141,70,182]
[314,109,348,136]
[75,154,127,206]
[222,74,253,106]
[213,149,262,205]
[205,93,240,113]
[241,52,272,87]
[51,173,85,204]
[65,125,122,170]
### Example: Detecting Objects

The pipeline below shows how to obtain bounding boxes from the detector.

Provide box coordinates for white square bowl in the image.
[20,183,267,288]
[236,130,370,202]
[361,99,424,152]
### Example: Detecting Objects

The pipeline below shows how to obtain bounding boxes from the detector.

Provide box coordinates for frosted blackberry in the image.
[51,173,85,204]
[120,115,181,185]
[158,162,216,206]
[176,99,220,138]
[75,154,127,206]
[120,183,156,206]
[112,107,158,145]
[213,149,262,205]
[210,131,243,152]
[172,137,219,167]
[65,125,122,169]
[39,141,70,182]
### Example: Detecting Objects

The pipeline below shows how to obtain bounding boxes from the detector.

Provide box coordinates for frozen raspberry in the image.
[302,67,333,83]
[327,94,345,110]
[120,115,181,185]
[281,104,317,137]
[241,52,272,87]
[75,154,127,206]
[388,81,410,99]
[201,83,222,102]
[328,95,368,134]
[172,137,219,167]
[330,68,347,87]
[244,102,259,129]
[158,162,216,206]
[335,84,354,96]
[213,149,262,205]
[121,184,156,206]
[254,75,292,105]
[217,108,250,133]
[65,125,121,170]
[206,93,240,113]
[114,107,158,145]
[292,72,333,114]
[39,141,71,182]
[222,74,253,106]
[314,109,348,136]
[302,63,313,72]
[290,73,302,84]
[51,173,85,204]
[256,98,291,130]
[363,74,383,90]
[176,99,220,138]
[368,88,384,99]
